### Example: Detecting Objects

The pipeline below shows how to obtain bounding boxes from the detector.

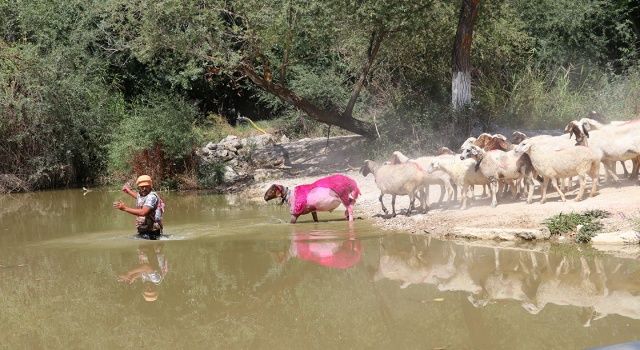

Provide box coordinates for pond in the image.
[1,189,639,349]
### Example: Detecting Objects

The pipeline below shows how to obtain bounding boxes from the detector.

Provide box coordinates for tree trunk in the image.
[451,0,480,110]
[239,63,377,139]
[344,29,385,118]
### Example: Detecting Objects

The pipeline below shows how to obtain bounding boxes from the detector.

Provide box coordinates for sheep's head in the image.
[493,133,507,141]
[586,110,606,122]
[264,184,286,202]
[460,145,482,160]
[426,160,440,174]
[360,160,373,177]
[513,140,532,155]
[564,120,589,145]
[436,146,455,155]
[484,135,510,151]
[475,133,492,148]
[511,131,528,145]
[577,117,599,131]
[460,137,477,151]
[389,151,409,164]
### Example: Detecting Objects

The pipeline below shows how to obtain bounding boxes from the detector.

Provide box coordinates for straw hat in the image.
[136,175,152,187]
[143,289,158,302]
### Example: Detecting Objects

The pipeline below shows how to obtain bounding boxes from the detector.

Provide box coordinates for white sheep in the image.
[426,157,490,210]
[514,138,599,203]
[460,144,536,206]
[389,151,456,206]
[360,160,428,217]
[573,117,640,180]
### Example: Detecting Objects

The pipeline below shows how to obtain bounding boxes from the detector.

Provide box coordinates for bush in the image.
[197,162,225,189]
[108,92,201,184]
[0,43,125,189]
[543,209,609,243]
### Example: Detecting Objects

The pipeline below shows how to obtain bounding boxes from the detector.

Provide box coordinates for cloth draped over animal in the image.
[290,174,360,216]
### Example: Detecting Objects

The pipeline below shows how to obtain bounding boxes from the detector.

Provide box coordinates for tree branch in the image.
[238,63,377,139]
[344,28,386,119]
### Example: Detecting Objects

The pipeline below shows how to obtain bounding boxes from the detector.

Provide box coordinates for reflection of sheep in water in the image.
[372,235,640,324]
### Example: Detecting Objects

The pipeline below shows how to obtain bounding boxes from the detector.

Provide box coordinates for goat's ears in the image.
[360,164,371,177]
[497,138,509,150]
[264,184,284,201]
[565,121,580,139]
[582,124,590,138]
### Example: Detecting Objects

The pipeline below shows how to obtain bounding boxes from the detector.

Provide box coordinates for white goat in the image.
[574,117,640,180]
[389,151,456,206]
[361,160,428,217]
[426,157,490,210]
[460,145,536,206]
[514,138,599,203]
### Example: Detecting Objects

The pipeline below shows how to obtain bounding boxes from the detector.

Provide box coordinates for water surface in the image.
[1,189,639,349]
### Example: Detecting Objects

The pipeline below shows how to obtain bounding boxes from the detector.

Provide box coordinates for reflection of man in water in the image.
[117,244,169,302]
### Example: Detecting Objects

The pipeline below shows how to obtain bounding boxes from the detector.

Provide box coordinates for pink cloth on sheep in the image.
[290,174,360,216]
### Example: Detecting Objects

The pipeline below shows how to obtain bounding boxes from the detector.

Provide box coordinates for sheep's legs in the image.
[312,212,319,222]
[290,215,298,224]
[603,161,620,184]
[421,187,430,213]
[540,177,549,204]
[407,192,414,217]
[574,174,586,201]
[589,163,599,197]
[379,194,388,215]
[391,195,397,217]
[460,184,470,210]
[551,178,567,202]
[509,180,518,198]
[632,157,640,180]
[620,160,629,177]
[540,177,550,204]
[452,184,458,202]
[443,181,454,203]
[415,186,429,213]
[489,178,499,208]
[525,175,535,204]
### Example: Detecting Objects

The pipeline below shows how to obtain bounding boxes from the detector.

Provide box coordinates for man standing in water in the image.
[113,175,164,239]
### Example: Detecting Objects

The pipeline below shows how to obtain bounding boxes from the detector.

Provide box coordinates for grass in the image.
[543,209,610,243]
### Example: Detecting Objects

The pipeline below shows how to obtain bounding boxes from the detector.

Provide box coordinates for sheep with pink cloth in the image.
[264,174,361,224]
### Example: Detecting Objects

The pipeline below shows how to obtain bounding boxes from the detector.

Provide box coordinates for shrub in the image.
[108,92,201,183]
[197,162,225,188]
[543,210,609,243]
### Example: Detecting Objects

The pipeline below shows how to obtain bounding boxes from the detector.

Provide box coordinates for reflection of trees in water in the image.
[0,190,128,243]
[375,235,640,324]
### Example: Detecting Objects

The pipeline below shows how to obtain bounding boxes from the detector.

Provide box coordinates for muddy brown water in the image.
[1,189,639,349]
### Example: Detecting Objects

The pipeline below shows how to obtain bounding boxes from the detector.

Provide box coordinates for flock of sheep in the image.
[361,111,640,216]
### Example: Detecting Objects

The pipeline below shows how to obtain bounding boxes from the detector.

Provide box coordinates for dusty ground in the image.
[243,165,640,241]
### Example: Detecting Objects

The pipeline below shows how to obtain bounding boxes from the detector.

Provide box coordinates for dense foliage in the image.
[1,0,638,189]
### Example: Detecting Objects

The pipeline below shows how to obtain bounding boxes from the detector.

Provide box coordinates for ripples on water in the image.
[1,189,639,349]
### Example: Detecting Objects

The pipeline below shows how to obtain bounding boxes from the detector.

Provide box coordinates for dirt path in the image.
[244,167,640,241]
